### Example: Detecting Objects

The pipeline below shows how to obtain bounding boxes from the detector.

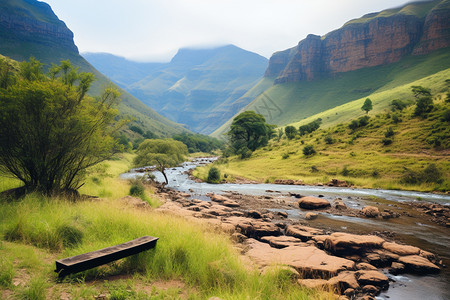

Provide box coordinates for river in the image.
[121,157,450,300]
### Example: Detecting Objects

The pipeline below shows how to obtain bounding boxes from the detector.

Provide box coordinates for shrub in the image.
[390,99,408,111]
[129,181,145,197]
[324,135,334,144]
[422,164,442,183]
[310,166,319,173]
[281,153,290,159]
[298,119,322,136]
[392,113,401,124]
[129,125,144,135]
[207,167,221,183]
[385,127,395,138]
[302,145,316,156]
[56,224,83,248]
[414,96,433,117]
[371,169,380,178]
[284,126,297,140]
[341,166,350,176]
[382,138,393,145]
[442,109,450,122]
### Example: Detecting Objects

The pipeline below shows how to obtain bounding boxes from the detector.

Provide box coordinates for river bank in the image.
[122,157,450,299]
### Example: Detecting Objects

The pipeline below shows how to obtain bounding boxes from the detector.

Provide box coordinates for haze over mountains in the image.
[84,46,268,134]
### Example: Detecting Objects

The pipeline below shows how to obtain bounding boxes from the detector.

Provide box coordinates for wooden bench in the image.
[55,236,158,277]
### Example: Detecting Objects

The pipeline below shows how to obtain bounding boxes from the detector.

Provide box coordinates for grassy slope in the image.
[0,156,329,300]
[213,49,450,137]
[197,95,450,192]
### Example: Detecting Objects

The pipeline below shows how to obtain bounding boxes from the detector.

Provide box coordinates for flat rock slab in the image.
[245,239,355,278]
[286,225,324,241]
[382,242,420,256]
[298,196,331,209]
[55,236,158,277]
[324,232,385,254]
[398,255,440,274]
[355,270,389,289]
[260,235,305,248]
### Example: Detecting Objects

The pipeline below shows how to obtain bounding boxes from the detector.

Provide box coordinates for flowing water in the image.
[121,157,450,299]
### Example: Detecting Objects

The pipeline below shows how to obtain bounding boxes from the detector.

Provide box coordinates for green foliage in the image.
[228,111,275,157]
[0,258,14,287]
[207,167,221,184]
[341,166,350,176]
[173,132,223,153]
[129,181,145,197]
[284,126,297,140]
[298,118,322,136]
[143,130,157,139]
[411,85,431,98]
[302,145,316,156]
[17,276,47,300]
[414,96,434,117]
[276,128,284,141]
[382,138,393,146]
[401,164,443,185]
[324,135,334,144]
[349,116,370,130]
[392,113,402,123]
[56,224,84,248]
[441,109,450,122]
[0,58,122,195]
[281,153,290,159]
[390,99,409,111]
[361,98,373,114]
[134,139,188,184]
[385,127,395,138]
[129,125,144,135]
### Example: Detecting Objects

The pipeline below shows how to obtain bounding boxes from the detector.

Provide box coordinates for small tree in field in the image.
[134,139,188,184]
[0,58,122,196]
[284,126,297,140]
[361,98,373,114]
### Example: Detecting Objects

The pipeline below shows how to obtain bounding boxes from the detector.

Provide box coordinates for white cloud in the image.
[44,0,411,62]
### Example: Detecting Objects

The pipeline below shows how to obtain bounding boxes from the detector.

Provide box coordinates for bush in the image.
[385,127,395,138]
[401,164,443,185]
[390,99,408,111]
[414,96,433,117]
[129,181,145,197]
[303,145,316,156]
[324,135,334,144]
[442,109,450,122]
[299,119,322,136]
[392,113,401,124]
[311,166,319,173]
[207,167,221,183]
[56,224,83,248]
[284,126,297,140]
[341,166,350,176]
[382,138,393,145]
[281,153,290,159]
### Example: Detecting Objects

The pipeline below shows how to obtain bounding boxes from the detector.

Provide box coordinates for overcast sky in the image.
[44,0,412,62]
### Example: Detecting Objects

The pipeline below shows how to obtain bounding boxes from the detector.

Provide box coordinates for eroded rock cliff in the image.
[269,0,450,84]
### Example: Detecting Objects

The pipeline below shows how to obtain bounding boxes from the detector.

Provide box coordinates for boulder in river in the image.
[382,242,420,256]
[362,206,380,218]
[355,270,389,289]
[324,232,385,254]
[398,255,440,274]
[298,196,331,209]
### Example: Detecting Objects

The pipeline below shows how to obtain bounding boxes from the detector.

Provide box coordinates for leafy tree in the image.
[361,98,373,114]
[133,139,188,184]
[0,59,122,196]
[303,145,316,156]
[411,86,433,117]
[207,167,221,183]
[298,118,322,136]
[228,111,274,158]
[276,128,284,141]
[284,126,297,140]
[173,132,223,153]
[390,99,408,111]
[411,85,431,99]
[130,125,144,135]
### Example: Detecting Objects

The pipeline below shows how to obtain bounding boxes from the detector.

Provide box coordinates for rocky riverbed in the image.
[140,185,445,300]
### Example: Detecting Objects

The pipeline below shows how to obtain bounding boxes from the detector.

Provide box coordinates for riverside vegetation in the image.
[195,84,449,192]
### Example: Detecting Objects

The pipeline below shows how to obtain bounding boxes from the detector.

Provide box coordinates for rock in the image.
[362,206,379,218]
[297,279,328,289]
[305,212,318,220]
[247,210,263,219]
[343,288,355,297]
[237,221,281,238]
[209,194,231,203]
[389,262,405,275]
[245,239,355,278]
[356,270,389,289]
[362,285,379,295]
[260,235,304,249]
[222,200,240,207]
[298,196,331,209]
[328,271,360,290]
[324,232,385,254]
[220,223,235,233]
[334,199,347,210]
[277,211,288,218]
[382,242,420,256]
[398,255,440,274]
[231,232,247,243]
[286,225,324,241]
[419,250,435,260]
[380,212,392,219]
[356,263,377,271]
[327,179,349,187]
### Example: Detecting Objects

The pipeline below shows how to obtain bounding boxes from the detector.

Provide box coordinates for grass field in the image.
[0,155,330,299]
[196,96,450,192]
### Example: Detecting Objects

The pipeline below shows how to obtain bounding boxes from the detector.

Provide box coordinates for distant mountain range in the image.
[84,45,268,134]
[212,0,450,137]
[0,0,188,138]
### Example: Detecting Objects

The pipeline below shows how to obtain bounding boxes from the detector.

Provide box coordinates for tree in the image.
[284,126,297,140]
[411,85,431,99]
[361,98,373,114]
[303,145,316,156]
[276,128,284,141]
[0,59,122,196]
[298,118,322,136]
[133,139,188,184]
[228,111,274,158]
[411,86,433,117]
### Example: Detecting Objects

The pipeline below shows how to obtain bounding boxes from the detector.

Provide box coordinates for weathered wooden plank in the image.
[55,236,158,277]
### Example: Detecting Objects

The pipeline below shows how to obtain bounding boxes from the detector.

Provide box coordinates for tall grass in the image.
[0,195,330,299]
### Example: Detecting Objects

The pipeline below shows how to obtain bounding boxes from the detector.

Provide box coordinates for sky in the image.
[44,0,412,62]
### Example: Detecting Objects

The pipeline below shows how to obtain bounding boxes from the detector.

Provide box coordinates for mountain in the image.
[84,45,268,134]
[0,0,187,138]
[212,0,450,137]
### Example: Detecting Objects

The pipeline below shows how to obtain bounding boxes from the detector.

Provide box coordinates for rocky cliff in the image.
[0,0,78,56]
[268,0,450,84]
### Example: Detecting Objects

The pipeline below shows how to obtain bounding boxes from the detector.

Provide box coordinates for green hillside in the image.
[197,87,450,192]
[85,45,268,134]
[212,49,450,137]
[0,0,188,138]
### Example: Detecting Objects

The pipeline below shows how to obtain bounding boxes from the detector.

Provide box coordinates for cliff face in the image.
[0,0,78,53]
[269,0,450,84]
